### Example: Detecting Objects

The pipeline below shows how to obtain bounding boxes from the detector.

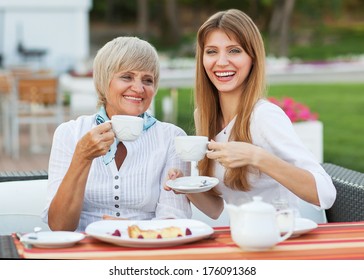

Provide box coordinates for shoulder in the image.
[54,114,96,138]
[252,99,291,124]
[250,99,295,142]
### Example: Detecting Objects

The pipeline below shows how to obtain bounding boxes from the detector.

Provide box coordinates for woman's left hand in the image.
[207,140,259,168]
[163,168,184,192]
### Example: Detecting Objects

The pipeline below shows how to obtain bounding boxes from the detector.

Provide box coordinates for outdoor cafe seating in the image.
[0,68,64,158]
[1,162,364,259]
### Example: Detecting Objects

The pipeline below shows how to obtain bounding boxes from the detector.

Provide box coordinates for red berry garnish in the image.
[137,234,144,239]
[185,228,192,236]
[111,229,121,236]
[157,234,162,239]
[177,234,182,237]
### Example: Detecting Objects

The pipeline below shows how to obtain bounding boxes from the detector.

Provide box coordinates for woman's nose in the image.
[131,80,144,93]
[216,53,229,66]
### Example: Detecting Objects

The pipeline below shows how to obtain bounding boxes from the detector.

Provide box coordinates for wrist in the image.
[251,146,265,168]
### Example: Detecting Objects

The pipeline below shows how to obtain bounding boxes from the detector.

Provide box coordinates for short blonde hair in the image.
[93,36,160,107]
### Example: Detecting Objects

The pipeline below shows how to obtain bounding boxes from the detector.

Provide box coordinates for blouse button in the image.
[116,212,120,217]
[114,196,119,200]
[115,205,119,208]
[115,175,119,180]
[114,185,119,189]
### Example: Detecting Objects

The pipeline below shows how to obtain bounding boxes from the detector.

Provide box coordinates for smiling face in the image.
[105,70,155,117]
[202,29,253,96]
[93,37,160,115]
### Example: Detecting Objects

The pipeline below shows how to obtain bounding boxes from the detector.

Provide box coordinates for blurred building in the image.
[0,0,92,73]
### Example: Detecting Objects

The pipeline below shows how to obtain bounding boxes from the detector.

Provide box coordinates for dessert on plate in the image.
[128,225,192,239]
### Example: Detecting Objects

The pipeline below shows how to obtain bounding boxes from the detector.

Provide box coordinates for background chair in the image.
[322,162,364,222]
[10,75,64,158]
[0,70,14,155]
[0,171,50,235]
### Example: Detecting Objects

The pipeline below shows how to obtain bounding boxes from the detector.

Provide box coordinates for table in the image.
[11,221,364,260]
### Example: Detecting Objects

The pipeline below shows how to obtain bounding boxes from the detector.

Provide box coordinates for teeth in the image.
[215,71,235,77]
[125,96,142,101]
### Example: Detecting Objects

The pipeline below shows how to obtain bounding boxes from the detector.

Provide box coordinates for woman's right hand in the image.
[74,122,115,161]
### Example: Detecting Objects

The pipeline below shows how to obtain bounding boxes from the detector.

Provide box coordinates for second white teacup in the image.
[175,136,209,162]
[109,115,144,141]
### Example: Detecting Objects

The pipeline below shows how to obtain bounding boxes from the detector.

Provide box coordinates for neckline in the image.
[220,116,236,135]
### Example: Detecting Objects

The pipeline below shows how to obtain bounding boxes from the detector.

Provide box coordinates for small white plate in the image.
[281,218,318,238]
[166,176,219,193]
[292,218,318,237]
[20,231,85,248]
[85,219,214,248]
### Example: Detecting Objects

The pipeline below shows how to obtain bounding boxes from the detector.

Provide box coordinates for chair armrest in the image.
[0,170,48,182]
[322,163,364,222]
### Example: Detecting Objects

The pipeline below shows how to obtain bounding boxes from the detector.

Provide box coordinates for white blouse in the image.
[41,114,192,231]
[214,99,336,215]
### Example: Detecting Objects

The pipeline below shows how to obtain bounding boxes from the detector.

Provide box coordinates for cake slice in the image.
[128,224,191,239]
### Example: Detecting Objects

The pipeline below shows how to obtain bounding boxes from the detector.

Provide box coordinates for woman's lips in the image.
[124,95,143,102]
[214,71,236,81]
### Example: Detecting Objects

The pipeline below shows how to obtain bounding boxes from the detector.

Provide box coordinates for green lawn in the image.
[155,83,364,172]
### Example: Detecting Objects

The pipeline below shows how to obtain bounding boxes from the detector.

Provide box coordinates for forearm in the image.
[187,190,224,219]
[253,147,319,206]
[48,155,92,231]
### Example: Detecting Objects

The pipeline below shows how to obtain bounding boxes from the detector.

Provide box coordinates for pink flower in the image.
[267,97,318,122]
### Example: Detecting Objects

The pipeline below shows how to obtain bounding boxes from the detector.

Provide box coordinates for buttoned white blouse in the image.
[214,99,336,215]
[41,114,192,232]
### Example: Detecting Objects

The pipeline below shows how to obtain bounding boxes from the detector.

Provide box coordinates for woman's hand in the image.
[74,122,115,161]
[163,168,184,191]
[207,140,260,168]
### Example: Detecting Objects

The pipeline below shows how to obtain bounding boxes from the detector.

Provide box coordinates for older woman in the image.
[42,37,191,232]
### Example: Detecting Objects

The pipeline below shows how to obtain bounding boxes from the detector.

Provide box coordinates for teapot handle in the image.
[276,209,294,242]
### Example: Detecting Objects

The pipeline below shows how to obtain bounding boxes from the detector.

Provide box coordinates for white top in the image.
[214,99,336,215]
[41,114,192,232]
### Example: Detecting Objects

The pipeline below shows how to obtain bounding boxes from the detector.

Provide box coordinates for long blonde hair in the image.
[195,9,266,191]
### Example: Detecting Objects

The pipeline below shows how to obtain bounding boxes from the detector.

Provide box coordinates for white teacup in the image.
[175,136,209,162]
[109,115,143,141]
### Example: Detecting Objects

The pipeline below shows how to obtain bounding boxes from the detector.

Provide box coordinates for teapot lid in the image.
[241,196,275,213]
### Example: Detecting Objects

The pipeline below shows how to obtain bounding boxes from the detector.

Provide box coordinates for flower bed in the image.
[267,97,318,122]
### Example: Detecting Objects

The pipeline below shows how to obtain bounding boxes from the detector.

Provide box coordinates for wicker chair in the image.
[0,170,48,182]
[322,163,364,222]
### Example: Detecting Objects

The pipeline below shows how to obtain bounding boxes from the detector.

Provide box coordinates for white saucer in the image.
[280,218,318,238]
[20,231,85,248]
[291,218,318,237]
[166,176,219,193]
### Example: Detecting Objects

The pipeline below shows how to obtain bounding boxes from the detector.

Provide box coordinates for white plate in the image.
[166,176,219,193]
[85,219,214,248]
[20,231,85,248]
[281,218,318,238]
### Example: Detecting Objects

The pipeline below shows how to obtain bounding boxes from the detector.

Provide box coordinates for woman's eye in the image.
[205,49,217,55]
[230,48,242,54]
[143,78,154,85]
[120,75,132,81]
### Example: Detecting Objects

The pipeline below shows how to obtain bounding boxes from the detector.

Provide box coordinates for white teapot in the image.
[226,196,294,251]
